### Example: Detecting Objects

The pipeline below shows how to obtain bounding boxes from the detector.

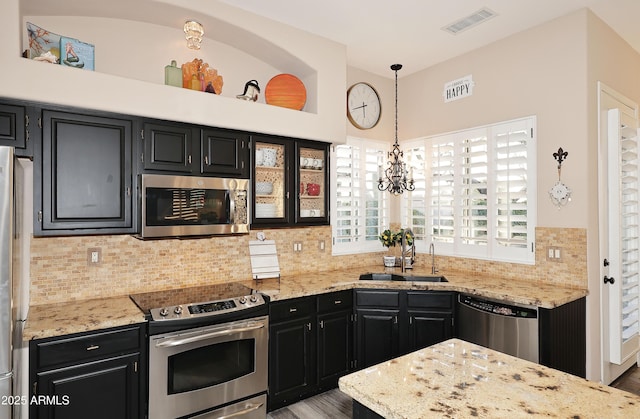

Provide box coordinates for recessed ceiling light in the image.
[442,8,497,35]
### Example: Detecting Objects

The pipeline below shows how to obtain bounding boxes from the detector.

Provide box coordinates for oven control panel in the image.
[149,293,266,321]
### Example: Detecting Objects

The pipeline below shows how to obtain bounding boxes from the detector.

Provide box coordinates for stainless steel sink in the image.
[358,273,448,282]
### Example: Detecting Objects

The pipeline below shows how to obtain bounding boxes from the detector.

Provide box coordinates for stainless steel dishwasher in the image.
[457,294,539,363]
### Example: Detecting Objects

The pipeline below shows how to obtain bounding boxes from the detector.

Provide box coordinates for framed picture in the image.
[26,22,61,62]
[60,36,95,71]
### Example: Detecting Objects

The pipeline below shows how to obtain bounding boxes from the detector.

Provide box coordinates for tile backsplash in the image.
[29,226,587,305]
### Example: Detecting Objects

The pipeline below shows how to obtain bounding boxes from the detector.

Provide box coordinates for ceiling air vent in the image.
[442,8,497,35]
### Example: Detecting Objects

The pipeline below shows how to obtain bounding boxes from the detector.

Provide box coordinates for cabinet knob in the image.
[86,345,100,351]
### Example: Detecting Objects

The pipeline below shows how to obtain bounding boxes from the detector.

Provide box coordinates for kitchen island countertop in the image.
[338,338,640,418]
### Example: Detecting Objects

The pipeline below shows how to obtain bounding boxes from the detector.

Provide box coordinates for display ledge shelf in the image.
[300,195,324,199]
[10,58,334,144]
[301,168,324,172]
[256,194,281,198]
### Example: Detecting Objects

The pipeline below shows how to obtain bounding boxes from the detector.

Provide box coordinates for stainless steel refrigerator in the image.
[0,146,15,419]
[1,146,29,419]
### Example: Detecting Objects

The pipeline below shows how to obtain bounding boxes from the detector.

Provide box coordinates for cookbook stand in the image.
[249,239,281,281]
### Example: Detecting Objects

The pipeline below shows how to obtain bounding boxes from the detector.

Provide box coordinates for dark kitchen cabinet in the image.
[201,127,249,177]
[141,121,195,173]
[268,290,353,411]
[317,290,353,390]
[141,120,249,177]
[268,296,317,410]
[252,134,329,228]
[0,100,36,157]
[354,290,455,369]
[354,290,401,368]
[406,291,455,352]
[29,324,146,419]
[36,109,135,235]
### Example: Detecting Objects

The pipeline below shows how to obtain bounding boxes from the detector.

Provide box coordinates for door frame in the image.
[597,81,639,384]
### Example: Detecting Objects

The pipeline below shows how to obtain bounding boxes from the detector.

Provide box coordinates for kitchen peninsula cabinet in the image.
[354,290,455,369]
[35,108,135,236]
[29,324,146,419]
[268,290,353,410]
[141,120,249,177]
[252,134,329,228]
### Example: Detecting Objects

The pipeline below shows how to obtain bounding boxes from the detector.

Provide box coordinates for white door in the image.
[598,83,640,384]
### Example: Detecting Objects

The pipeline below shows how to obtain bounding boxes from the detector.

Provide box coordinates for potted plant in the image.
[379,229,400,267]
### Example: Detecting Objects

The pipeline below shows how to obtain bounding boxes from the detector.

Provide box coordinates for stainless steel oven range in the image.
[130,283,268,419]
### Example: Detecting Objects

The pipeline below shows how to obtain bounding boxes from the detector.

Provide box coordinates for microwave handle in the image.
[154,322,265,348]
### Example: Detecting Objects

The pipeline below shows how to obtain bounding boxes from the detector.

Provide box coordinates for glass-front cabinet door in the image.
[297,141,329,225]
[252,136,291,225]
[251,135,329,228]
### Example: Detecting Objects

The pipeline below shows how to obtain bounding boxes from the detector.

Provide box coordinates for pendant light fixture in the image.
[184,20,204,50]
[378,64,415,195]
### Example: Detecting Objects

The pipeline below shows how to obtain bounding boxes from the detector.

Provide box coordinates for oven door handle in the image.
[216,401,264,419]
[154,322,265,348]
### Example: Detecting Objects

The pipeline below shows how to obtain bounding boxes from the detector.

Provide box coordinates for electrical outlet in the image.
[318,240,325,251]
[293,242,303,252]
[87,247,101,265]
[546,246,563,262]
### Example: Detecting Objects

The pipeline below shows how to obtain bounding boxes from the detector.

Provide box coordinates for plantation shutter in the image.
[334,139,389,253]
[493,120,531,250]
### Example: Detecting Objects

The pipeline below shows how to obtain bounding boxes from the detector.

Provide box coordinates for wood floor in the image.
[611,366,640,396]
[267,367,640,419]
[267,389,352,419]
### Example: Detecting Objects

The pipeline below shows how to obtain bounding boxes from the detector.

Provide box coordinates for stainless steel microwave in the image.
[140,174,249,238]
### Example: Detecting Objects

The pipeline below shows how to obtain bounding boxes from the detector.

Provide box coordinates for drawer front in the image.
[36,325,142,370]
[270,296,315,323]
[317,290,353,313]
[407,292,454,310]
[355,290,400,308]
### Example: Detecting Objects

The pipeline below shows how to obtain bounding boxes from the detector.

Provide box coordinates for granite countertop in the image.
[23,295,146,340]
[338,338,640,418]
[24,265,588,340]
[244,265,588,309]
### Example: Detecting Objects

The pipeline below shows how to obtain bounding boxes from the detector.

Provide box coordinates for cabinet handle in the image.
[289,308,297,313]
[188,155,192,164]
[86,345,100,351]
[320,320,324,328]
[334,300,342,305]
[409,317,413,325]
[205,156,209,165]
[126,187,131,196]
[394,316,398,324]
[307,323,312,331]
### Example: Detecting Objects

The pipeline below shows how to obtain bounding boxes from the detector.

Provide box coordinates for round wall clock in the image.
[347,82,381,129]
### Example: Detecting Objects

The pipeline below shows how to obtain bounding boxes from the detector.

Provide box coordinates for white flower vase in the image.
[383,255,396,267]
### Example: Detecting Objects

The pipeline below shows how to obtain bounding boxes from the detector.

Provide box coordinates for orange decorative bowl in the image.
[265,74,306,110]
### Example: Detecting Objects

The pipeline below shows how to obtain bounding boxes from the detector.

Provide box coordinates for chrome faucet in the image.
[400,229,416,272]
[429,242,438,275]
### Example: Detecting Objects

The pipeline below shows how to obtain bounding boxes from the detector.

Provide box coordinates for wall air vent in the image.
[442,8,497,35]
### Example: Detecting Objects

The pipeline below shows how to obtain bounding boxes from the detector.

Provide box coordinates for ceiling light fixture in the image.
[184,20,204,50]
[378,64,414,195]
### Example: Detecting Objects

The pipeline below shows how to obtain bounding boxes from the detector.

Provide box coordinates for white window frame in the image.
[332,137,391,255]
[401,116,537,264]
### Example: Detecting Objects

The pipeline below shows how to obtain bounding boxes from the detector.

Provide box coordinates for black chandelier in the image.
[378,64,415,195]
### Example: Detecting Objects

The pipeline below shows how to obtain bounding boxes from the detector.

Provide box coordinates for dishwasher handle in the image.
[459,294,537,319]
